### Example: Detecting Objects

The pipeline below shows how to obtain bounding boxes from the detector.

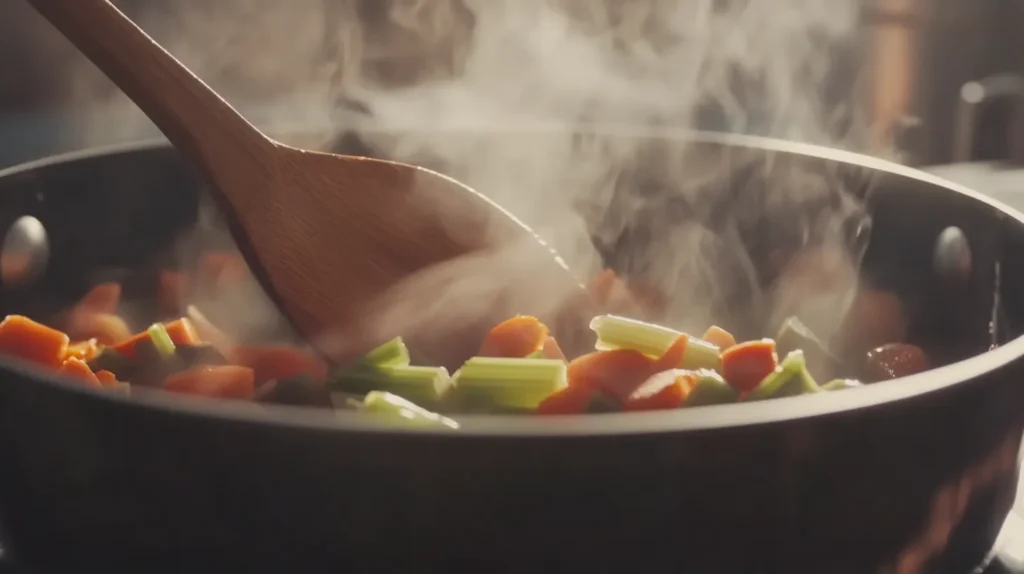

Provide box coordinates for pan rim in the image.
[2,127,1023,437]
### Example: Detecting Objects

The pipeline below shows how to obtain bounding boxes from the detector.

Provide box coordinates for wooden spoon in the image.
[28,0,591,366]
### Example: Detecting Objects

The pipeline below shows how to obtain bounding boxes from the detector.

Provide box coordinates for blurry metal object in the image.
[0,215,48,290]
[953,74,1024,164]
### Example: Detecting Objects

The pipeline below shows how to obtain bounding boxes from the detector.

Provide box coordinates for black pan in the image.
[0,130,1021,574]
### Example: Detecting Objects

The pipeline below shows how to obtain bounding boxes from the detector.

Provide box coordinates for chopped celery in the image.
[591,315,681,357]
[590,314,721,370]
[685,369,739,406]
[681,338,723,371]
[360,391,459,430]
[334,365,451,408]
[450,357,567,412]
[821,379,864,392]
[744,351,821,401]
[359,337,410,368]
[147,323,176,358]
[776,316,840,379]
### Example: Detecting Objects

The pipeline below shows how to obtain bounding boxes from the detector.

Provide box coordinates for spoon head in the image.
[217,145,590,368]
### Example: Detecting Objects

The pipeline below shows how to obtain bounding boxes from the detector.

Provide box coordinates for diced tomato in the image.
[721,339,779,392]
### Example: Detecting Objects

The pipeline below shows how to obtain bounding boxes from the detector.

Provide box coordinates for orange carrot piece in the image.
[78,282,122,314]
[110,330,150,359]
[721,339,779,393]
[57,357,102,388]
[164,318,201,346]
[0,315,70,367]
[652,335,690,372]
[624,370,698,411]
[229,346,328,385]
[95,369,119,388]
[164,366,255,400]
[65,311,133,347]
[478,316,550,358]
[540,336,567,361]
[158,270,189,317]
[536,385,598,415]
[64,339,100,362]
[702,326,736,350]
[567,349,655,403]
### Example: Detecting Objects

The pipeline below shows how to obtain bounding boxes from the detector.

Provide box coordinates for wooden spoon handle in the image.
[26,0,276,178]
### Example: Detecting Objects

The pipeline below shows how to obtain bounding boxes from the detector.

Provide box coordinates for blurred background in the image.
[1,0,1022,170]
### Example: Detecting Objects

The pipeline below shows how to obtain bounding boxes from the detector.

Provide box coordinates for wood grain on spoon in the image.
[27,0,589,366]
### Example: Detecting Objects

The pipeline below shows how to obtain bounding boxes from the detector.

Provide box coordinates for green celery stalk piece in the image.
[744,350,822,401]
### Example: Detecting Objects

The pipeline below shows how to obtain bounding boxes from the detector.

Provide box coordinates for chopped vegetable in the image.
[685,370,740,407]
[163,366,256,400]
[478,316,549,358]
[146,323,177,358]
[0,315,70,367]
[360,391,459,429]
[78,282,122,314]
[702,326,736,350]
[65,311,132,346]
[451,357,567,412]
[744,351,821,401]
[57,357,102,388]
[721,339,779,393]
[822,379,863,392]
[590,314,680,357]
[95,369,119,389]
[624,370,698,411]
[536,384,600,415]
[567,349,654,403]
[335,365,451,408]
[776,316,841,380]
[164,318,201,347]
[540,336,567,361]
[356,337,410,369]
[231,346,329,385]
[64,339,100,362]
[864,343,930,382]
[86,347,131,379]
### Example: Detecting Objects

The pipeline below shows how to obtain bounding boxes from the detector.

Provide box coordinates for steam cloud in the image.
[58,0,878,356]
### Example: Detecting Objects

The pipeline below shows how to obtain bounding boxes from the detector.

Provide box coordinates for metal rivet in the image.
[1,215,49,290]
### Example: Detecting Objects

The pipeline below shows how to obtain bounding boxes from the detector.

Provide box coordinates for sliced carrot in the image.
[95,369,119,389]
[540,336,567,361]
[0,315,70,367]
[478,316,549,358]
[110,330,151,359]
[57,356,102,388]
[78,282,122,314]
[652,335,689,372]
[567,349,655,403]
[721,339,779,393]
[65,311,133,346]
[158,270,189,317]
[624,370,698,411]
[536,385,598,415]
[164,318,201,346]
[702,326,737,350]
[64,339,100,362]
[164,366,255,400]
[229,346,328,385]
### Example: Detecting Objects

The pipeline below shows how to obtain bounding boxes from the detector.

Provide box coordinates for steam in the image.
[60,0,876,352]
